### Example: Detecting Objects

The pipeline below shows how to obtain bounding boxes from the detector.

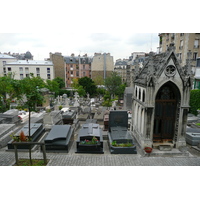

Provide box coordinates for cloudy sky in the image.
[0,33,159,61]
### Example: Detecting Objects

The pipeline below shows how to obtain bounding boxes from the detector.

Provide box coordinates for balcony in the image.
[194,45,199,49]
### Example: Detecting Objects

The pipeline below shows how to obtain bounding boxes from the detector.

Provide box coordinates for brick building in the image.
[64,54,92,88]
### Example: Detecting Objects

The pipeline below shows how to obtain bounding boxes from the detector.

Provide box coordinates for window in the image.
[47,74,51,79]
[19,67,23,72]
[25,67,29,73]
[2,61,6,66]
[193,52,198,60]
[179,53,182,60]
[47,68,50,73]
[3,67,6,73]
[76,71,79,76]
[83,72,86,76]
[83,65,85,70]
[36,68,40,74]
[194,40,199,48]
[8,67,11,72]
[20,74,23,79]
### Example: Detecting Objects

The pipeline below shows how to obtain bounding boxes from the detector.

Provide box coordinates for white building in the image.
[0,54,17,76]
[4,60,54,80]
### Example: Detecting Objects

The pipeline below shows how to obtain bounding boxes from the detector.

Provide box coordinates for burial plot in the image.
[0,109,20,125]
[107,111,137,154]
[186,126,200,146]
[7,123,44,150]
[76,123,104,154]
[44,125,74,152]
[62,109,76,125]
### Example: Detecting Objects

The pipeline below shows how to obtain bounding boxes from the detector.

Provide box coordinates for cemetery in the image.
[1,45,200,166]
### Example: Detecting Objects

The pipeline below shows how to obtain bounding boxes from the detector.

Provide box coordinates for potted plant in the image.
[144,146,153,154]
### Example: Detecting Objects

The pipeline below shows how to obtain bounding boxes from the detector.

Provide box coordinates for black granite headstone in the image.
[44,125,74,152]
[108,111,137,154]
[76,123,104,154]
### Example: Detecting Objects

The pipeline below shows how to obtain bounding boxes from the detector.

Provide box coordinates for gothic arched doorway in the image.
[153,82,180,143]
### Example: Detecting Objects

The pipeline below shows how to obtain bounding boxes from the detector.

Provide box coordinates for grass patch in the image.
[13,159,49,166]
[111,141,134,147]
[196,123,200,126]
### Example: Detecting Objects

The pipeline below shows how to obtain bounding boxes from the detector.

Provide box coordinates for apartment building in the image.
[91,53,114,80]
[4,60,54,80]
[64,54,92,88]
[114,59,128,84]
[0,54,17,76]
[158,33,200,71]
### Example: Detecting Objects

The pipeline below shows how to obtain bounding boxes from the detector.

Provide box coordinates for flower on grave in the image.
[80,137,99,145]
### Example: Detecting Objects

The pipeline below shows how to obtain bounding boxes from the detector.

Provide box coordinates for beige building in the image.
[91,53,114,80]
[49,52,65,81]
[0,54,17,76]
[4,60,54,80]
[158,33,200,71]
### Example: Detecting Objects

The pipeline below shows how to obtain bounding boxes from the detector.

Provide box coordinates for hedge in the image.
[189,89,200,115]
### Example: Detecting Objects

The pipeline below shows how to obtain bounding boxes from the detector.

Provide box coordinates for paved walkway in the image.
[1,140,200,166]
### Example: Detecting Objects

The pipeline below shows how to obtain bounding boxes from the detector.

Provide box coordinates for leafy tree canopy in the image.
[104,72,122,98]
[78,77,97,96]
[53,77,65,89]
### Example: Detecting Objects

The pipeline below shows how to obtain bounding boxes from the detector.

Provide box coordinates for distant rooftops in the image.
[0,54,15,59]
[5,60,53,66]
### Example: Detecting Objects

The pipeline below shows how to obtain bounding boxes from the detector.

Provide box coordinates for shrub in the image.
[190,89,200,115]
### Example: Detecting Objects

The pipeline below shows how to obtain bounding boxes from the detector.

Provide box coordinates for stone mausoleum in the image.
[131,43,193,150]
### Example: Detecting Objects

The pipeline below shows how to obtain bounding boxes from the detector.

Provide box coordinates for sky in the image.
[0,33,159,61]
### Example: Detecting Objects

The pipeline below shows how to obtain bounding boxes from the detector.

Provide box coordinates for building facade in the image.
[114,59,128,84]
[49,52,65,82]
[132,44,193,150]
[4,60,54,80]
[0,54,17,76]
[158,33,200,72]
[91,53,114,80]
[64,54,92,88]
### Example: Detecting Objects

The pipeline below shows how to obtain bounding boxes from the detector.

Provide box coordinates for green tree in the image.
[0,74,22,111]
[53,77,65,89]
[104,72,122,99]
[190,89,200,115]
[19,74,46,165]
[78,77,97,96]
[77,85,86,97]
[45,79,60,96]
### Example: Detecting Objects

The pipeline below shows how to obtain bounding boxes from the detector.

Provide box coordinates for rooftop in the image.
[5,60,53,66]
[0,54,16,59]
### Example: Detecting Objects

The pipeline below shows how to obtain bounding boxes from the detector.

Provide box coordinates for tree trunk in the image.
[28,108,32,165]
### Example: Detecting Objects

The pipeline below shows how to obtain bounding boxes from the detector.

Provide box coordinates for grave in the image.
[62,109,76,125]
[0,124,16,148]
[0,109,20,125]
[76,123,104,154]
[7,123,45,150]
[186,126,200,146]
[44,125,74,152]
[107,111,137,154]
[43,111,62,130]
